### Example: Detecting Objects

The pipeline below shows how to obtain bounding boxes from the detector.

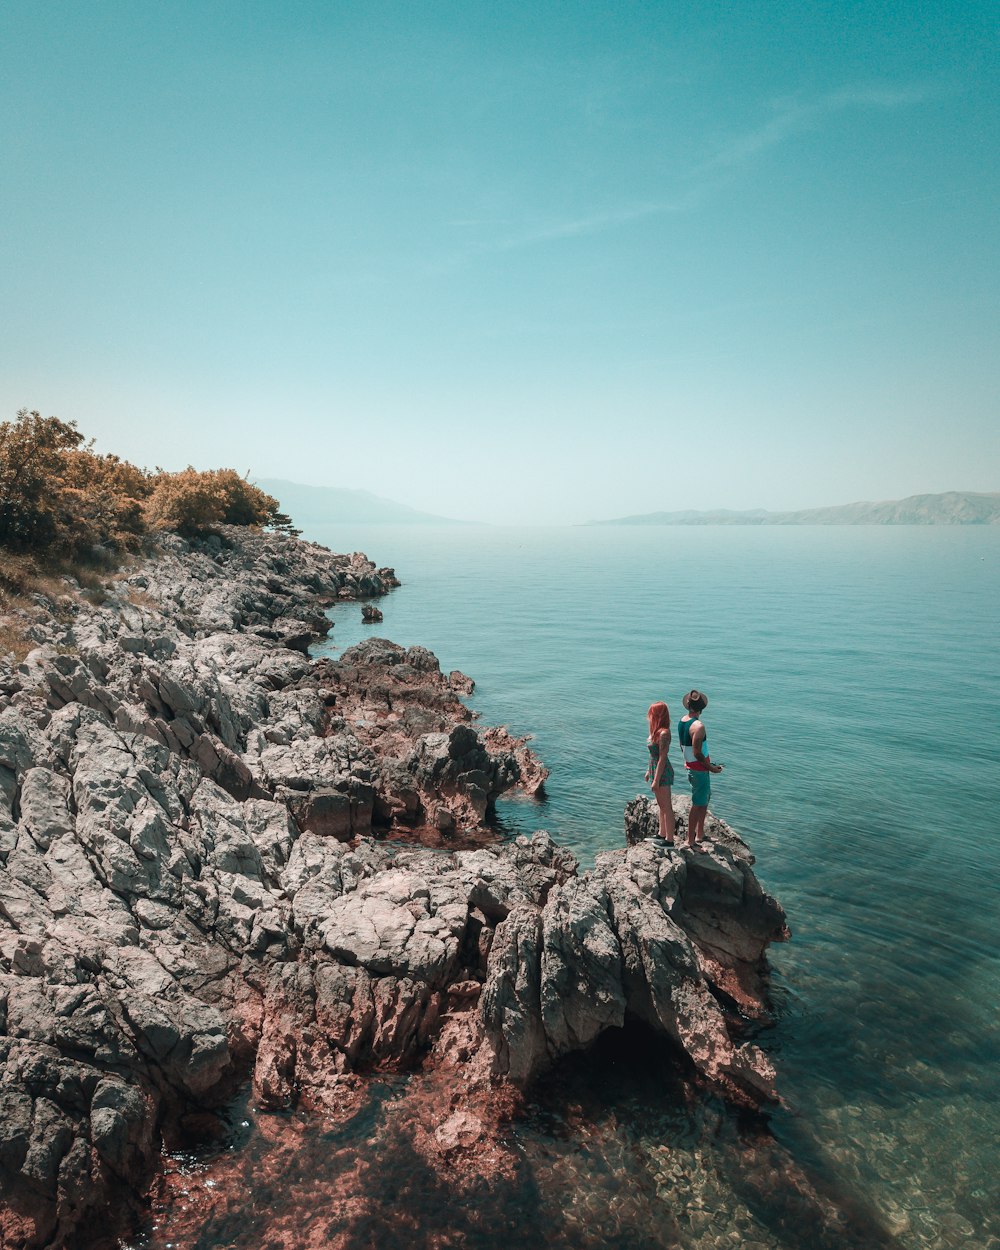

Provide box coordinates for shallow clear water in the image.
[139,524,1000,1249]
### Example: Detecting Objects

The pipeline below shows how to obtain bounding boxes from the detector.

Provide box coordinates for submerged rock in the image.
[0,528,786,1249]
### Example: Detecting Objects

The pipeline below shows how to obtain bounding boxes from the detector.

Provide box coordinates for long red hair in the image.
[647,701,670,737]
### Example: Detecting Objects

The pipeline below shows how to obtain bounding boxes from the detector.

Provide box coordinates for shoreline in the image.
[0,528,787,1249]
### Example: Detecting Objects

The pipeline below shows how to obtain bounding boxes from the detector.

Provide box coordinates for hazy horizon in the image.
[258,479,998,528]
[2,2,997,525]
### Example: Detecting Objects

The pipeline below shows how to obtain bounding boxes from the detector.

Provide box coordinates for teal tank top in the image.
[679,717,709,770]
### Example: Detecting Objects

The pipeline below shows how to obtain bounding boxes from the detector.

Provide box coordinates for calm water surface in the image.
[140,524,1000,1250]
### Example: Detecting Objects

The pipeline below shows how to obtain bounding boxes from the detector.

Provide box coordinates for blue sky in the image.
[1,1,997,523]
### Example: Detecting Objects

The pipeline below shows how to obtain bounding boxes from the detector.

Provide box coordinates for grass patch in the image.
[3,553,119,607]
[126,586,160,612]
[0,552,38,598]
[0,548,124,659]
[0,616,31,662]
[32,573,74,601]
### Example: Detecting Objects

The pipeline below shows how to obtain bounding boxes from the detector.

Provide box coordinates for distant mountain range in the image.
[589,491,1000,526]
[255,479,468,526]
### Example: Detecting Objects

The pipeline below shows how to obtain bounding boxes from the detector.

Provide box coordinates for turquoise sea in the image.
[141,524,1000,1250]
[314,524,1000,1250]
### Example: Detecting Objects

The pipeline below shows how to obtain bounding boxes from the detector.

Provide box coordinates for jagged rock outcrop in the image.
[483,799,788,1103]
[318,637,547,832]
[0,528,786,1250]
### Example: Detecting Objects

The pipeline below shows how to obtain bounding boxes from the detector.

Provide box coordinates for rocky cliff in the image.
[0,529,786,1249]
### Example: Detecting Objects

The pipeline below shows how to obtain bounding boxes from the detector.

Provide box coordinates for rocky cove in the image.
[0,529,788,1249]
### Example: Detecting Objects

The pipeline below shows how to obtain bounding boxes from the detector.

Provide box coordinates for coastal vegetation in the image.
[0,409,295,654]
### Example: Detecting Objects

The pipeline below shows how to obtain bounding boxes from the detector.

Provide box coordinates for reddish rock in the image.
[481,725,549,797]
[317,639,549,839]
[448,669,475,695]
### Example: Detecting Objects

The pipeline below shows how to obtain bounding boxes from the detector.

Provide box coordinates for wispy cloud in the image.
[429,198,694,273]
[447,218,516,228]
[487,199,689,250]
[695,79,941,175]
[431,79,940,270]
[825,83,942,109]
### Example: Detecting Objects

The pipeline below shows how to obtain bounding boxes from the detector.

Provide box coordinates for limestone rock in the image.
[480,805,787,1102]
[0,528,787,1250]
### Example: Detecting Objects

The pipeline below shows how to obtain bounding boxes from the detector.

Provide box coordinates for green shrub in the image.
[0,410,84,553]
[145,467,293,537]
[1,409,297,558]
[215,469,280,527]
[144,467,226,537]
[59,449,152,554]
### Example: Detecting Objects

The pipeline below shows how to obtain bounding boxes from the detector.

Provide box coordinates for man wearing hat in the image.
[678,690,723,848]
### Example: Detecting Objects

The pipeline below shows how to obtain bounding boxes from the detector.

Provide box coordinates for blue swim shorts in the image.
[687,768,711,807]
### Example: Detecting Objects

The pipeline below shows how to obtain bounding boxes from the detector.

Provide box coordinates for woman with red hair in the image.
[645,701,676,844]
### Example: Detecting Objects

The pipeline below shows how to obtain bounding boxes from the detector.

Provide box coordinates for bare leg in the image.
[654,788,676,842]
[664,789,676,841]
[688,805,707,847]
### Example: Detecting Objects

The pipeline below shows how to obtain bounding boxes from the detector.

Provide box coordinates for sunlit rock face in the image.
[483,798,788,1104]
[0,528,784,1249]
